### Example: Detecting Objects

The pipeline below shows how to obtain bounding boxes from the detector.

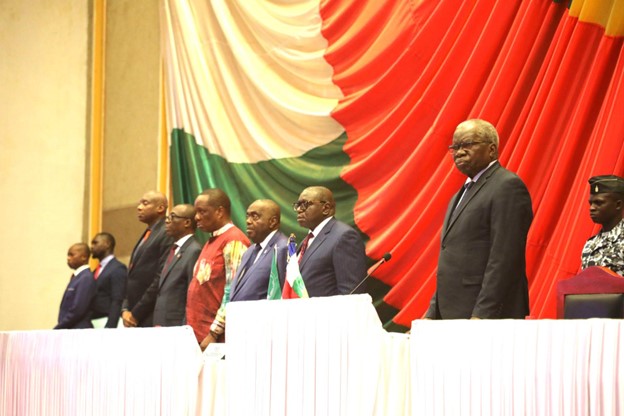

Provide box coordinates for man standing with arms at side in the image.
[294,186,367,296]
[121,191,173,327]
[54,243,96,329]
[186,189,249,350]
[426,119,533,320]
[230,199,288,302]
[90,232,127,328]
[581,175,624,276]
[132,204,202,326]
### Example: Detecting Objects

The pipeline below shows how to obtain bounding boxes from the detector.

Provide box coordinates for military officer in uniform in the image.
[581,175,624,276]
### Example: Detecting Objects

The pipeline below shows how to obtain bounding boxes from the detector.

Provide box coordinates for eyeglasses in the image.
[292,200,327,211]
[448,140,491,153]
[166,213,193,221]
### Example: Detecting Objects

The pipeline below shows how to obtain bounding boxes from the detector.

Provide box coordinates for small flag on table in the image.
[267,246,282,300]
[282,234,309,299]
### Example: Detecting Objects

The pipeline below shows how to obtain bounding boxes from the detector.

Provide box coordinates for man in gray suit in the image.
[230,199,288,302]
[426,119,533,320]
[130,204,202,326]
[294,186,367,297]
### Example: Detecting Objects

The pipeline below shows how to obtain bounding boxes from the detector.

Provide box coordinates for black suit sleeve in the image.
[333,227,367,294]
[425,290,439,319]
[132,271,159,322]
[472,176,532,318]
[131,236,172,322]
[106,262,127,328]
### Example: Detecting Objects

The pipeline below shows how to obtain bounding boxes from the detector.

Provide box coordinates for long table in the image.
[0,326,203,415]
[410,319,624,415]
[2,296,622,415]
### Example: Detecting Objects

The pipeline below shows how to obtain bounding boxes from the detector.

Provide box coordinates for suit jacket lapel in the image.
[299,218,335,270]
[159,237,191,288]
[442,190,463,234]
[232,232,281,298]
[131,219,165,265]
[230,246,254,298]
[443,163,500,240]
[130,228,150,264]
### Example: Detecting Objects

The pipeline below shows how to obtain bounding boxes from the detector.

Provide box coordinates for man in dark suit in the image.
[230,199,288,302]
[90,232,127,328]
[131,204,202,326]
[425,119,533,320]
[294,186,367,297]
[121,191,173,327]
[54,243,96,329]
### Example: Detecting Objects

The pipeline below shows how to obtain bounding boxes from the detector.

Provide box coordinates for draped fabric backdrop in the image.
[161,0,624,329]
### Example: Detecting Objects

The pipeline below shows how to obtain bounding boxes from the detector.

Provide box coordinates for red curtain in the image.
[321,0,624,325]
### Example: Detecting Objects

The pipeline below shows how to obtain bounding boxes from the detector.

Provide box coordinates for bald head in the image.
[166,203,197,239]
[176,204,197,227]
[451,119,499,178]
[454,119,499,147]
[137,191,168,226]
[295,186,336,229]
[304,186,335,212]
[256,199,280,218]
[245,199,281,244]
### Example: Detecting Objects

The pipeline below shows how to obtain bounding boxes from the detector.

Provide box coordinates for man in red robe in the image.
[186,188,250,350]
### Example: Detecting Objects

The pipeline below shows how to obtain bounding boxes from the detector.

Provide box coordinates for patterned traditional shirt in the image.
[186,224,249,342]
[581,219,624,276]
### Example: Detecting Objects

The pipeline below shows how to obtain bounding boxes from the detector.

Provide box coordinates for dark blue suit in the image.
[54,268,96,329]
[298,218,367,297]
[90,257,127,328]
[230,231,288,302]
[137,236,202,326]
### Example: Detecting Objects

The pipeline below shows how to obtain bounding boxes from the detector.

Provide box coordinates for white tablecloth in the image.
[3,302,622,415]
[226,294,391,416]
[410,319,624,416]
[0,326,203,415]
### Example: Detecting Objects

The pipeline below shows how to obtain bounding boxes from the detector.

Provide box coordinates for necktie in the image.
[250,243,263,265]
[137,229,152,250]
[164,244,178,270]
[298,232,314,263]
[130,229,152,270]
[94,264,102,280]
[244,244,262,272]
[238,244,262,281]
[448,181,475,229]
[454,181,474,211]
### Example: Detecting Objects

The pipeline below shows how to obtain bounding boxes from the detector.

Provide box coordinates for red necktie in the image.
[130,229,152,270]
[138,229,151,248]
[94,264,102,280]
[298,232,314,263]
[164,244,178,270]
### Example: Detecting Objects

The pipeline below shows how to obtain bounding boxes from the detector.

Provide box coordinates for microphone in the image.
[349,252,392,295]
